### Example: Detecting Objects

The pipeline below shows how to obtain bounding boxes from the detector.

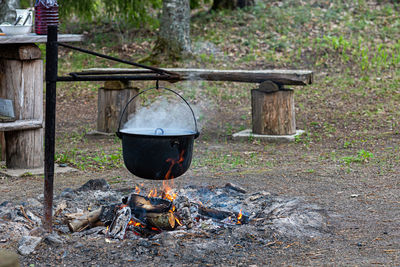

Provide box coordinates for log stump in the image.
[0,44,43,168]
[251,88,296,135]
[97,81,139,133]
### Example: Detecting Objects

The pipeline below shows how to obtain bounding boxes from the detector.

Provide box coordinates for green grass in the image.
[53,0,400,172]
[192,149,265,173]
[55,147,123,171]
[341,149,374,165]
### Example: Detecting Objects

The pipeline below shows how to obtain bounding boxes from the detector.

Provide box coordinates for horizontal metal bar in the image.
[56,74,179,82]
[69,70,154,76]
[57,42,179,77]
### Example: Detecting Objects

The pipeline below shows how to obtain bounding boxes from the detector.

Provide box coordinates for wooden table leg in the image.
[0,44,44,168]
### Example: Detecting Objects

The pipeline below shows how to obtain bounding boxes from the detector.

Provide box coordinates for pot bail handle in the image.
[116,86,200,139]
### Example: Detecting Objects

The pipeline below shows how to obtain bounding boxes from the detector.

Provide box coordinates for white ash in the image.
[0,179,333,258]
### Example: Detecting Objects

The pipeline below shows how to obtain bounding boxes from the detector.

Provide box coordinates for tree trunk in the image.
[152,0,191,61]
[0,0,19,23]
[212,0,254,10]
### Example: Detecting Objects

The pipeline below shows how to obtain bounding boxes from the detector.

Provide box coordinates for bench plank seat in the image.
[81,68,313,86]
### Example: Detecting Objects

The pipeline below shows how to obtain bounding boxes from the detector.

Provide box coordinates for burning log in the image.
[197,205,249,224]
[67,207,104,232]
[124,194,172,213]
[198,205,233,220]
[123,194,177,230]
[146,212,175,230]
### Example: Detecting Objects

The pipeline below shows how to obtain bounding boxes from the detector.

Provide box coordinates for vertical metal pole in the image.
[43,25,58,231]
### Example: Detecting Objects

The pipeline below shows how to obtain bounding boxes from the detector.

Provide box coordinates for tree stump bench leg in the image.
[97,81,139,133]
[0,44,44,169]
[251,88,296,135]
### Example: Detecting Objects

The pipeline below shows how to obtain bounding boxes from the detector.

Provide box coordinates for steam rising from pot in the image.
[122,97,200,133]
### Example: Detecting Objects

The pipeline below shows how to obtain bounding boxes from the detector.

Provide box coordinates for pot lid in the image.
[120,127,197,136]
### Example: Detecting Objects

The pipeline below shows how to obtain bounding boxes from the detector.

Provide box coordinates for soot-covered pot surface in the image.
[118,127,199,180]
[117,87,200,180]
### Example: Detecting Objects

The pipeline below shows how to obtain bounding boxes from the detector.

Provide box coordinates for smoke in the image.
[122,39,225,134]
[122,97,201,133]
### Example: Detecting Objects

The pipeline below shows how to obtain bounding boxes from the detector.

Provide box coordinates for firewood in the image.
[67,207,103,232]
[146,212,176,230]
[197,205,249,224]
[99,204,119,226]
[225,183,247,193]
[126,194,172,213]
[107,206,131,239]
[197,205,233,220]
[65,212,84,220]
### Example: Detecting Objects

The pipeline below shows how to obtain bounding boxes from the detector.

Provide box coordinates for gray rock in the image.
[77,179,110,192]
[29,227,46,237]
[26,198,42,208]
[45,233,63,245]
[74,242,84,248]
[18,236,42,256]
[60,188,76,199]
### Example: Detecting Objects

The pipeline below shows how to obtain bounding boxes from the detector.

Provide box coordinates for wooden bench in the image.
[82,68,313,136]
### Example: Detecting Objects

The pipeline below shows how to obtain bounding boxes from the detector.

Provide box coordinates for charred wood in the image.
[99,204,119,226]
[197,205,249,224]
[198,205,233,220]
[225,183,247,194]
[146,212,176,230]
[123,194,172,219]
[107,206,131,240]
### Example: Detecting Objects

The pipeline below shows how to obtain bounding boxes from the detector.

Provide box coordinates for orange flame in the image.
[162,182,177,201]
[135,185,140,194]
[237,209,243,224]
[175,217,182,226]
[128,219,145,228]
[164,150,185,180]
[161,150,185,201]
[148,188,158,198]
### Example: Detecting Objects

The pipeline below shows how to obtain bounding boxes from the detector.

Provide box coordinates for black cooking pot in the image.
[116,87,199,180]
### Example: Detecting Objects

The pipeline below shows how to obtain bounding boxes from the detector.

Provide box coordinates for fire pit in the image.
[58,179,330,241]
[0,179,332,260]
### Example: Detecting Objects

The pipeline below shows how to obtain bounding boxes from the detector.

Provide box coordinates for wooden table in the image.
[0,33,83,169]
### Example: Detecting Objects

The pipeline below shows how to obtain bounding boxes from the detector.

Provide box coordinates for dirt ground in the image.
[0,81,399,266]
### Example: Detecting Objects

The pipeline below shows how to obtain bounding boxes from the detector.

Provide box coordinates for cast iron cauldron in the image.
[116,87,199,180]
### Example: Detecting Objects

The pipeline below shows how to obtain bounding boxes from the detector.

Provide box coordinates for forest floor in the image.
[1,0,399,266]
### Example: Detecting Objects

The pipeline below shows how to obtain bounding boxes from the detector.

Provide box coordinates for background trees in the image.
[211,0,254,10]
[152,0,192,60]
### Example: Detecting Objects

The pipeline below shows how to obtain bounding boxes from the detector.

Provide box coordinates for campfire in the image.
[0,177,331,256]
[67,180,248,240]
